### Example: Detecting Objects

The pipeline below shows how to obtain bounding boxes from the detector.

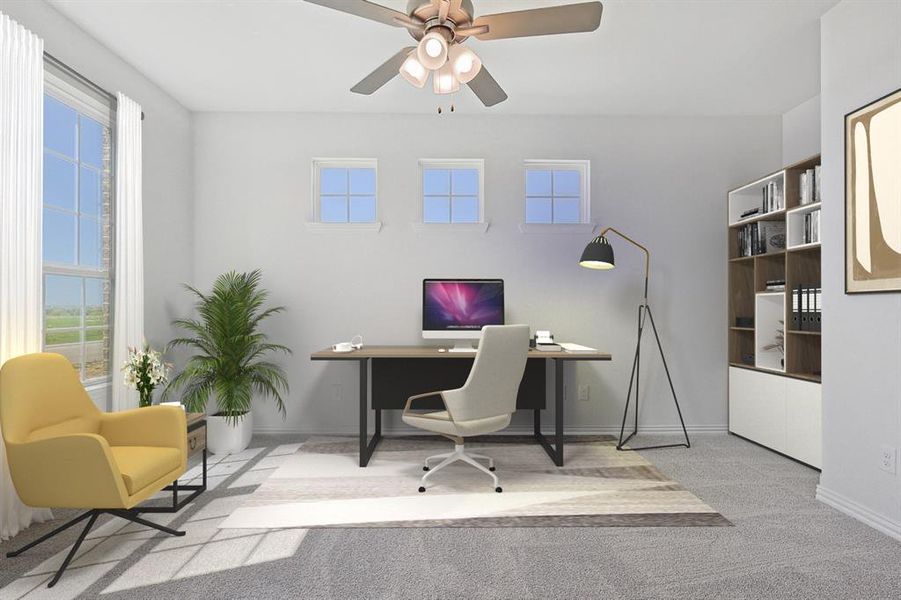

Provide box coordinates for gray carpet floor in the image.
[2,433,901,599]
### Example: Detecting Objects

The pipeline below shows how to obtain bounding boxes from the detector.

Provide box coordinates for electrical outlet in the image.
[879,445,896,474]
[578,385,590,402]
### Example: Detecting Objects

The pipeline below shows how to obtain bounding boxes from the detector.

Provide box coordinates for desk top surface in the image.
[311,345,612,361]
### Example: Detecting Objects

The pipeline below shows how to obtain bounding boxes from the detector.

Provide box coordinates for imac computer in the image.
[422,279,504,352]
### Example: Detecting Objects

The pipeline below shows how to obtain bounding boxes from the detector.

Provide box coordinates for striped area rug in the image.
[219,435,731,528]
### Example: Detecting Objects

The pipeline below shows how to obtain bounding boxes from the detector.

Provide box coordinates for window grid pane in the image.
[317,165,377,223]
[43,92,112,383]
[525,168,583,224]
[422,165,480,224]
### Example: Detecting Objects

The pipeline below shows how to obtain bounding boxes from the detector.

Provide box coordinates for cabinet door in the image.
[729,367,787,452]
[785,378,822,468]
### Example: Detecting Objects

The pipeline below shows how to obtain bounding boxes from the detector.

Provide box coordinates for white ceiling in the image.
[46,0,837,115]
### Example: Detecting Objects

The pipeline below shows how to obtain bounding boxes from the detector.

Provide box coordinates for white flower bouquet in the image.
[122,344,171,407]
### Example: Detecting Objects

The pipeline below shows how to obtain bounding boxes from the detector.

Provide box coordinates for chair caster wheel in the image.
[489,466,496,472]
[418,486,426,493]
[495,487,502,493]
[423,466,429,471]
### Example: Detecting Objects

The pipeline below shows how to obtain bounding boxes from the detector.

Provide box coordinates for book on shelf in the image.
[800,167,820,205]
[737,221,785,256]
[761,181,783,214]
[792,284,822,331]
[765,278,786,292]
[803,209,821,244]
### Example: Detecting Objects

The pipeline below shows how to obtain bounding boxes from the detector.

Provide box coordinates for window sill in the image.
[518,222,596,234]
[305,222,382,233]
[84,379,111,392]
[411,222,490,233]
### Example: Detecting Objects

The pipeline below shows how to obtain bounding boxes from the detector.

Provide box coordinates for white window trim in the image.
[414,158,488,232]
[520,159,593,233]
[45,71,114,127]
[307,158,381,231]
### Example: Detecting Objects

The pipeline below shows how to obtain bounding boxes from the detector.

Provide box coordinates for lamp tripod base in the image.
[617,302,690,452]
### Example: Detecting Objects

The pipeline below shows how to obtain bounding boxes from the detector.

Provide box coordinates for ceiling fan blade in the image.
[454,24,489,37]
[351,47,415,95]
[467,66,508,107]
[472,1,603,41]
[304,0,413,28]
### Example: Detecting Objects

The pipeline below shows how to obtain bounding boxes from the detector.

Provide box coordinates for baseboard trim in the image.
[253,424,729,436]
[816,485,901,542]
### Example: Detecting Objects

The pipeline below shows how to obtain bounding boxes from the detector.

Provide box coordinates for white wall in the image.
[816,0,901,539]
[782,95,821,165]
[193,112,780,434]
[1,1,195,398]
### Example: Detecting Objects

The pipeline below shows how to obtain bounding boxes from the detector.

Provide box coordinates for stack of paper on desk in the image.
[559,343,598,353]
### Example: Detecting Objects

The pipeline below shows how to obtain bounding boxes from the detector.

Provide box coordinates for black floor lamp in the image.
[579,228,690,451]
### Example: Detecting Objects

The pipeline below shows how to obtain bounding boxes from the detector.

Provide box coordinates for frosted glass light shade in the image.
[399,53,428,88]
[432,64,460,94]
[448,45,482,84]
[417,31,448,70]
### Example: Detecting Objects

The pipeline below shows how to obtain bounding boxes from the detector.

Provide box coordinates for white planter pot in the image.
[206,412,253,455]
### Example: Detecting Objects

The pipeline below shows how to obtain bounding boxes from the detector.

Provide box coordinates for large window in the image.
[42,78,113,383]
[524,160,590,224]
[420,159,484,224]
[312,159,377,224]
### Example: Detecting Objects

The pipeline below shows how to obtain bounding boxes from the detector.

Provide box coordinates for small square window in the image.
[419,160,484,225]
[524,161,590,224]
[312,160,378,224]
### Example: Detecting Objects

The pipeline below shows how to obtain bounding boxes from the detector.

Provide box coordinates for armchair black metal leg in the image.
[47,511,99,588]
[108,510,186,537]
[5,510,95,558]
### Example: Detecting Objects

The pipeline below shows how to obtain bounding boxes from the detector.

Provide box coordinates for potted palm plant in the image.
[165,270,291,454]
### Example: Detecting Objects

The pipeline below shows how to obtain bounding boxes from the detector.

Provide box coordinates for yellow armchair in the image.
[0,353,189,588]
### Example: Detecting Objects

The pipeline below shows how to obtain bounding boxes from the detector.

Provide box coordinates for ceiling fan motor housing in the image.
[407,0,475,41]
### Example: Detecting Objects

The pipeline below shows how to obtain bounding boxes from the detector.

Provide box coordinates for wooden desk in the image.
[311,346,612,467]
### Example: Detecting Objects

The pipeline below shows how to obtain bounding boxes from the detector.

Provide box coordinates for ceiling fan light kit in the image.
[433,63,460,94]
[416,30,450,70]
[400,52,429,88]
[305,0,603,107]
[448,44,481,84]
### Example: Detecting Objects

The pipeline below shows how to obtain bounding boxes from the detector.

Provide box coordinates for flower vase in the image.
[139,388,154,408]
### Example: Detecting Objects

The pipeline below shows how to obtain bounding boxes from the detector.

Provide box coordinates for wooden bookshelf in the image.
[727,154,822,383]
[727,155,822,469]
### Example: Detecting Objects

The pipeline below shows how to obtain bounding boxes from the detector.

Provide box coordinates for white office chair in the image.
[402,324,530,493]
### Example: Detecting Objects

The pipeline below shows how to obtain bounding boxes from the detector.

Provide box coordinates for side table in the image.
[138,412,207,513]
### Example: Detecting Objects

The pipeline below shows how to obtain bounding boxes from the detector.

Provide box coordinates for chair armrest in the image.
[5,434,128,509]
[100,406,187,453]
[403,391,447,414]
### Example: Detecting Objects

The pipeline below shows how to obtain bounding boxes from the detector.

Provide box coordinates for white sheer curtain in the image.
[111,93,144,412]
[0,11,54,541]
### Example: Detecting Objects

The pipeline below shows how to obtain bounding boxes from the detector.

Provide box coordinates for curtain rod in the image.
[44,52,145,121]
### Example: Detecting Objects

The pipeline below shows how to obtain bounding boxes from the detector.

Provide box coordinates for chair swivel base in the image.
[418,443,502,493]
[5,508,186,588]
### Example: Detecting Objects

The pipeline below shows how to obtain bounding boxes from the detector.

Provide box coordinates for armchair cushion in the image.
[110,446,183,496]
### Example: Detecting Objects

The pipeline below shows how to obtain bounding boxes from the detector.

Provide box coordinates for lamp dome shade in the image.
[579,236,615,270]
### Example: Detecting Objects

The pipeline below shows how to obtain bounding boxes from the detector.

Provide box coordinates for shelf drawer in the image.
[187,425,206,457]
[785,378,822,468]
[729,367,787,452]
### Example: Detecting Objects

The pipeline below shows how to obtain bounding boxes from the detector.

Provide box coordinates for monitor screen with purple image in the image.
[422,279,504,341]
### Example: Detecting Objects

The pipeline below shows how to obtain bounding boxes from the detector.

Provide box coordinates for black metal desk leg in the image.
[358,357,381,467]
[535,358,565,466]
[554,358,564,466]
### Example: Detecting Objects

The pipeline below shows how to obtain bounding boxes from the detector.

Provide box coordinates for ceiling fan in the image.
[304,0,603,107]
